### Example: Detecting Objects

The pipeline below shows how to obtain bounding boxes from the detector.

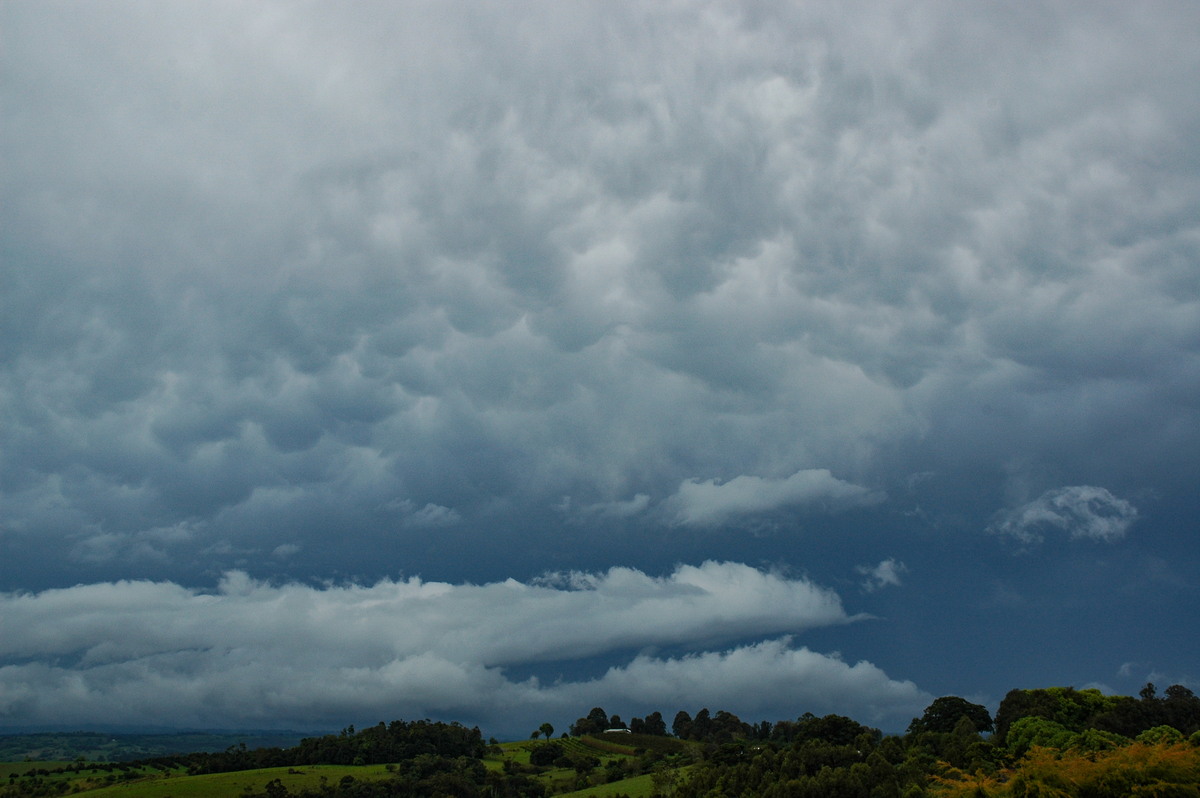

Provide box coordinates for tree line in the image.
[8,682,1197,797]
[671,682,1200,797]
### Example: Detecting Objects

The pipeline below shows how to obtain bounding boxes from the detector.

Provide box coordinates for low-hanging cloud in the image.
[0,562,926,734]
[987,485,1138,545]
[667,470,883,528]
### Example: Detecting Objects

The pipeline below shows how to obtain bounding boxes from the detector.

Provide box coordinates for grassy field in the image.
[10,763,396,798]
[2,733,695,797]
[2,763,179,795]
[556,772,657,798]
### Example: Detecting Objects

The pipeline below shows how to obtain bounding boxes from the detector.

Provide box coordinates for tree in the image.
[570,707,610,736]
[539,723,554,740]
[644,711,668,736]
[650,761,678,796]
[994,687,1117,743]
[673,710,693,739]
[1005,716,1076,755]
[791,713,880,746]
[690,708,712,741]
[529,742,564,767]
[908,696,994,735]
[1162,684,1200,735]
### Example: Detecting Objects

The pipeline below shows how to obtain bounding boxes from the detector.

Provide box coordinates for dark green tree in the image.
[570,707,610,736]
[673,710,693,739]
[908,696,993,735]
[690,708,712,741]
[529,742,564,767]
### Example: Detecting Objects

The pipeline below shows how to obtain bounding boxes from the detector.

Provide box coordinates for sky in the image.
[1,1,1198,740]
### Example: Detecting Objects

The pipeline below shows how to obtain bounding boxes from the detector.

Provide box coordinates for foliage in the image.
[933,741,1200,797]
[909,697,994,735]
[994,683,1200,744]
[769,713,881,747]
[627,711,669,737]
[570,707,614,737]
[1005,716,1079,756]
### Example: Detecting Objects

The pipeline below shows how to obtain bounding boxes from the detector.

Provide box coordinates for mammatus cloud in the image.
[0,562,926,734]
[2,3,1196,582]
[667,470,883,527]
[987,486,1138,545]
[857,558,908,593]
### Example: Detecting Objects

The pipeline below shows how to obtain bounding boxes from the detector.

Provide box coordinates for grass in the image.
[4,763,395,797]
[2,733,696,797]
[2,763,176,794]
[555,772,657,797]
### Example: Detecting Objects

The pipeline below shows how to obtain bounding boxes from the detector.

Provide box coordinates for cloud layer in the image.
[2,1,1199,732]
[0,562,925,735]
[2,2,1197,581]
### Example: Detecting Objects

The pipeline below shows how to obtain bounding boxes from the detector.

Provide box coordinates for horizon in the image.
[2,1,1198,743]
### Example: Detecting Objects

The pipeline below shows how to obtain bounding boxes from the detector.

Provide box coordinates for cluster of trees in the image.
[672,683,1200,797]
[566,707,667,736]
[287,720,485,767]
[994,682,1200,744]
[566,704,878,746]
[124,719,486,776]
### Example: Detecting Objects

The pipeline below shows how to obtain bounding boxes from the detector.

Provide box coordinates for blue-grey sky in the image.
[2,1,1198,739]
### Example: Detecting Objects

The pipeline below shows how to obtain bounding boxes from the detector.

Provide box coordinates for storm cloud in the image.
[2,1,1199,734]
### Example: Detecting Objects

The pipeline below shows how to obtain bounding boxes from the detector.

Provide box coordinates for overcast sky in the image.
[2,1,1199,739]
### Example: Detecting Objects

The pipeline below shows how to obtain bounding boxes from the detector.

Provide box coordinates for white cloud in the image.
[0,562,926,734]
[987,485,1138,545]
[547,638,928,728]
[667,470,883,527]
[857,558,908,593]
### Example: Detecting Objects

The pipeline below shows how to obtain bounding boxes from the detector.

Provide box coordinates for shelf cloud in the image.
[0,562,922,734]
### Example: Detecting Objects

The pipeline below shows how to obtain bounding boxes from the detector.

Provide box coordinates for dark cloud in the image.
[2,1,1199,730]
